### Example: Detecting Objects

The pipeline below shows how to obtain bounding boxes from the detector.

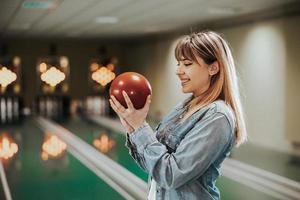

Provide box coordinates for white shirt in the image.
[147,178,157,200]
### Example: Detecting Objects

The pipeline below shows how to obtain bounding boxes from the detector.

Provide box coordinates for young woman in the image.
[109,31,247,200]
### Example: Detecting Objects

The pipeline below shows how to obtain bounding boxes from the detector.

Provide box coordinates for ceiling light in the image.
[0,67,17,88]
[92,67,115,86]
[40,67,65,87]
[22,0,57,9]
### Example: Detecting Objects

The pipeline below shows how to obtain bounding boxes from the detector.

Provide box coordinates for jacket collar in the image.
[175,94,193,111]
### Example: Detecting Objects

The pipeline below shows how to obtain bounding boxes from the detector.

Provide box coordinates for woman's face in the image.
[176,56,212,97]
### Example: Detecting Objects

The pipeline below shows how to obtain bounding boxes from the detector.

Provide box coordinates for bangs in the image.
[175,37,197,62]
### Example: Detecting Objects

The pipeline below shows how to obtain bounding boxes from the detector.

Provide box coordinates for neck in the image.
[189,89,211,111]
[193,83,210,98]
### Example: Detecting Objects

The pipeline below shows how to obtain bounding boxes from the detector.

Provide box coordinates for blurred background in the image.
[0,0,300,199]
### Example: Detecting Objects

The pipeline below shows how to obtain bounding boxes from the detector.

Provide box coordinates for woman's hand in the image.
[109,91,151,131]
[110,103,134,133]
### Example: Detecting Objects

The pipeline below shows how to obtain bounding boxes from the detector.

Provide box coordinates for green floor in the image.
[1,119,123,200]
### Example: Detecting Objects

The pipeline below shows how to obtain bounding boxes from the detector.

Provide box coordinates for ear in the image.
[208,61,219,76]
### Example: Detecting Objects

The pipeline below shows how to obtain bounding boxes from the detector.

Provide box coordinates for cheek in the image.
[190,71,210,86]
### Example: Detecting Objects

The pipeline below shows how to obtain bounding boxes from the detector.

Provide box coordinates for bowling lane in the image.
[230,143,300,183]
[58,116,148,182]
[59,116,281,200]
[217,177,279,200]
[0,118,124,200]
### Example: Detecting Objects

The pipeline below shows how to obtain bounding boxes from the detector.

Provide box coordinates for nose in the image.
[176,65,185,75]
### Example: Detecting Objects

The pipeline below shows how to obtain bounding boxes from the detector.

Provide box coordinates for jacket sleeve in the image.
[128,112,234,189]
[125,131,148,171]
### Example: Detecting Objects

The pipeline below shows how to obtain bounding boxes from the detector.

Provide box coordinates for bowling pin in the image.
[89,97,93,114]
[97,97,100,115]
[59,97,63,118]
[45,97,48,117]
[39,97,45,116]
[90,96,94,114]
[102,98,106,115]
[7,97,12,123]
[100,97,103,115]
[50,97,54,118]
[95,97,100,115]
[95,97,98,115]
[105,97,108,115]
[51,96,54,118]
[87,97,92,114]
[90,97,94,114]
[94,97,97,115]
[90,97,94,115]
[103,97,106,115]
[58,97,61,118]
[1,97,6,124]
[85,97,88,114]
[99,97,102,115]
[52,97,57,119]
[46,97,52,118]
[13,97,19,121]
[0,97,2,124]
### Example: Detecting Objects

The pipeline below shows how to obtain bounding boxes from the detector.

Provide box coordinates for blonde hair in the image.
[175,31,247,146]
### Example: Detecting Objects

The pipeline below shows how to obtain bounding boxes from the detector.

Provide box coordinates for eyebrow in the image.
[182,59,192,62]
[178,57,191,61]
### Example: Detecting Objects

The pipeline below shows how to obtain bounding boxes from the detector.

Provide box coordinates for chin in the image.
[182,87,191,93]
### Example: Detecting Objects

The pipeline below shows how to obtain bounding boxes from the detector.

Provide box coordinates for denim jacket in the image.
[125,96,236,200]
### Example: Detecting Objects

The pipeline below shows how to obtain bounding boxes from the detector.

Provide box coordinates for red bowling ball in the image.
[109,72,152,109]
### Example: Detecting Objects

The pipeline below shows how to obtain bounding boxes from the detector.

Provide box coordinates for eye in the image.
[184,63,192,66]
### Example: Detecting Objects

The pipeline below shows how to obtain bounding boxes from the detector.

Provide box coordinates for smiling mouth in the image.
[181,79,190,86]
